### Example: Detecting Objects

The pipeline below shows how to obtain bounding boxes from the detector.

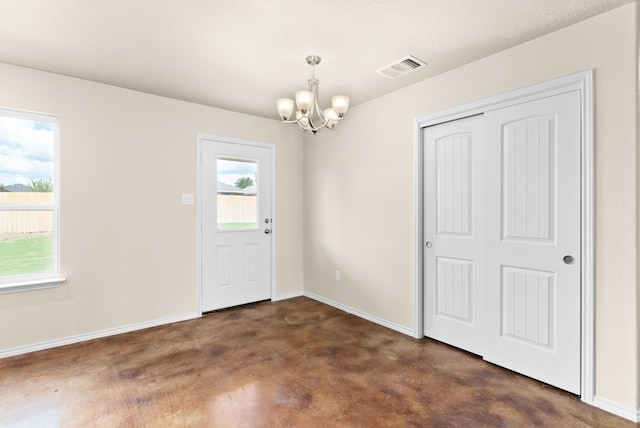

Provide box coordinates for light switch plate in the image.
[181,194,194,205]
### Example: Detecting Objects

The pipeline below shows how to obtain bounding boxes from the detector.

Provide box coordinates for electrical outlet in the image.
[335,270,341,281]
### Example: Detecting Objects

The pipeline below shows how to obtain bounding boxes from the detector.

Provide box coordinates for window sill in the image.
[0,277,66,294]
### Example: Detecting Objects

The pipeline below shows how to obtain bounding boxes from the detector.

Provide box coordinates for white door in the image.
[423,115,485,355]
[201,139,273,312]
[423,90,581,394]
[483,91,581,394]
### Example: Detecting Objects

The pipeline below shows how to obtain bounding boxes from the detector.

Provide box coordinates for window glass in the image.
[0,211,54,276]
[216,158,258,230]
[0,113,57,282]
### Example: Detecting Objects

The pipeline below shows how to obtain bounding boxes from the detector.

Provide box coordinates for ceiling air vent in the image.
[376,55,427,79]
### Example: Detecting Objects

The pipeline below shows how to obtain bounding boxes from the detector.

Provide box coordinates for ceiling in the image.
[0,0,633,119]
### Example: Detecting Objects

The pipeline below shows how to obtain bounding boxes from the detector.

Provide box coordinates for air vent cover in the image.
[376,55,427,79]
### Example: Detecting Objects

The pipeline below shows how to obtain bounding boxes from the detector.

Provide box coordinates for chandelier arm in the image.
[313,93,327,123]
[308,115,329,132]
[300,121,314,133]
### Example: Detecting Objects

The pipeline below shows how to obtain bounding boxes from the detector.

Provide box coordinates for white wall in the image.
[0,63,303,352]
[304,3,639,413]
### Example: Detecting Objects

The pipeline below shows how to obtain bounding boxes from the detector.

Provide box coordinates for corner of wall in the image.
[635,0,640,415]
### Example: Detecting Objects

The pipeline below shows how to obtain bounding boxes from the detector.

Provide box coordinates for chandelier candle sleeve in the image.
[276,55,349,134]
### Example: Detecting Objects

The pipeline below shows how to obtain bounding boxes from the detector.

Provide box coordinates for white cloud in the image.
[217,159,256,186]
[0,117,54,186]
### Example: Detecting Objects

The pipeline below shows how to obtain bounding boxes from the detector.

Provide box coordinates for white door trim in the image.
[196,133,277,312]
[413,70,594,403]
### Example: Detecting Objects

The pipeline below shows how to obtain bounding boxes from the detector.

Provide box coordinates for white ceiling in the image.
[0,0,633,119]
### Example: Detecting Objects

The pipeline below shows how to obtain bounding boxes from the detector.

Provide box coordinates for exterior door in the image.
[200,139,273,312]
[483,91,581,394]
[423,115,485,356]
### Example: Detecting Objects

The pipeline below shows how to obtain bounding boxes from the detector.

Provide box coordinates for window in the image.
[0,109,63,293]
[216,157,258,230]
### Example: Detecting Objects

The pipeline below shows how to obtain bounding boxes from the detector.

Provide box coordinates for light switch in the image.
[181,194,194,205]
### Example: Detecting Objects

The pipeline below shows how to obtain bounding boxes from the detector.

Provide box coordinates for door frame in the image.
[413,70,594,403]
[196,133,277,313]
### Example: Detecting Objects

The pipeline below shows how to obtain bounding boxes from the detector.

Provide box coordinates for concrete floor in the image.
[0,297,634,427]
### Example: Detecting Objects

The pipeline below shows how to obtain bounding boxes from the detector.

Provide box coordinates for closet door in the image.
[483,91,581,394]
[423,115,485,355]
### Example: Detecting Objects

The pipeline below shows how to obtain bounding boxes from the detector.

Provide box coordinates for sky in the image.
[0,116,54,186]
[217,158,257,187]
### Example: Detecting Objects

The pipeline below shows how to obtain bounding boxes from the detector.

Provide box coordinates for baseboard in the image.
[0,312,201,359]
[591,396,640,423]
[303,291,415,337]
[271,290,304,302]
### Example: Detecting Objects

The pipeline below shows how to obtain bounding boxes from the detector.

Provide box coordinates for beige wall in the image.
[304,3,638,411]
[0,1,637,417]
[0,62,303,350]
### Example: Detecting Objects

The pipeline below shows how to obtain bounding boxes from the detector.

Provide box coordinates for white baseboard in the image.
[0,312,201,359]
[271,290,304,302]
[592,396,640,423]
[303,291,415,337]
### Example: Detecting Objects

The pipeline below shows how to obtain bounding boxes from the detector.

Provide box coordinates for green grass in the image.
[0,235,53,276]
[217,222,258,230]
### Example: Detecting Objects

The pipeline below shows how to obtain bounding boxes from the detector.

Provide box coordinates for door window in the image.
[216,158,258,230]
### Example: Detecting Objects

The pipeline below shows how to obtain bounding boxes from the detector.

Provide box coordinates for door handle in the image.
[425,241,433,248]
[563,255,574,265]
[264,229,271,235]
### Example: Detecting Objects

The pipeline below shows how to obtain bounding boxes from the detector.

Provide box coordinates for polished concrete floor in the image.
[0,297,634,427]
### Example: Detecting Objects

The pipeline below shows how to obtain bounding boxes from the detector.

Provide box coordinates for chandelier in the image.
[276,55,349,134]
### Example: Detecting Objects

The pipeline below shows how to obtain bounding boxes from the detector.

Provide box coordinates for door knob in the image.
[563,255,574,265]
[264,229,271,234]
[426,241,433,248]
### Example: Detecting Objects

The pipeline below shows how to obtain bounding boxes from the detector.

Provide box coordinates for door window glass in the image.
[216,158,258,230]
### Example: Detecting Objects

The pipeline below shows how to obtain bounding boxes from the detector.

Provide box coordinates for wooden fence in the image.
[217,194,257,223]
[0,193,53,235]
[0,193,257,234]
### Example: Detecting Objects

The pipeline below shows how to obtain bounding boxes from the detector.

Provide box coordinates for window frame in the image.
[0,108,64,294]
